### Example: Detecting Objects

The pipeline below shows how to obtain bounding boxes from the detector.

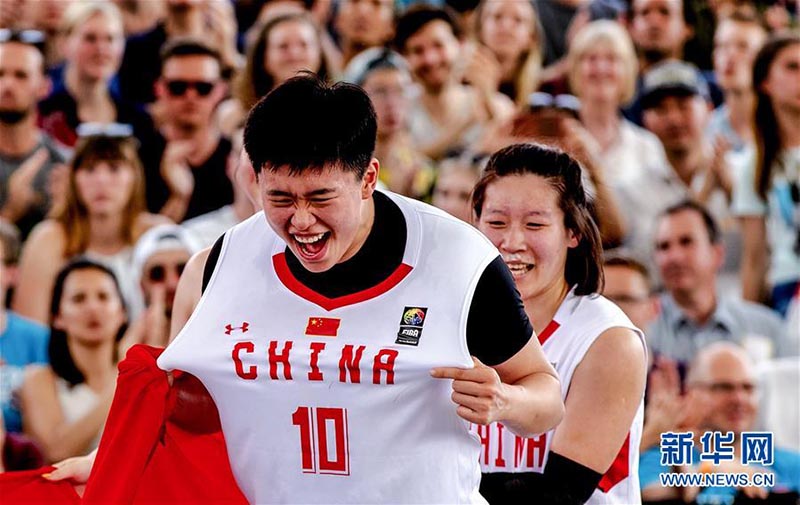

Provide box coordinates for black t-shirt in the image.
[117,23,168,105]
[140,135,234,222]
[203,192,532,365]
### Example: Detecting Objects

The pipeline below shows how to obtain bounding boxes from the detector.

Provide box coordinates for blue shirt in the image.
[0,312,49,433]
[640,445,800,504]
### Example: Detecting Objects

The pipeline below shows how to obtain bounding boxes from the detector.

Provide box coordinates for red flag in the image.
[305,317,341,337]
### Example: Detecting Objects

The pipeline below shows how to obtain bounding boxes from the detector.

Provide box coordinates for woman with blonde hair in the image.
[38,1,154,148]
[475,0,542,106]
[567,20,670,186]
[13,127,169,324]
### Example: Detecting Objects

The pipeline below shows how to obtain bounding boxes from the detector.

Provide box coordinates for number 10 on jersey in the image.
[292,406,351,475]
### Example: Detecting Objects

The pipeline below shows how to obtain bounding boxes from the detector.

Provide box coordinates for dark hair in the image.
[0,220,21,265]
[626,0,695,26]
[661,199,720,244]
[160,38,222,74]
[394,6,462,53]
[472,143,604,296]
[752,33,800,201]
[603,253,653,292]
[49,259,127,387]
[244,73,377,177]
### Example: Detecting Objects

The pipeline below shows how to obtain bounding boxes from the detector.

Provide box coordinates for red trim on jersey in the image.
[272,252,413,311]
[597,432,631,493]
[537,320,561,345]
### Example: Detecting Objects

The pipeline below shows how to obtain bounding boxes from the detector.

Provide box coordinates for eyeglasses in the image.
[698,381,756,395]
[165,80,216,97]
[76,122,134,139]
[0,29,46,53]
[527,92,581,118]
[146,262,187,282]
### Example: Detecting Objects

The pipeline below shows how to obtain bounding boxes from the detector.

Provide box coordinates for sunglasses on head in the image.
[0,29,46,52]
[76,122,134,139]
[147,262,187,282]
[527,92,581,118]
[165,80,216,97]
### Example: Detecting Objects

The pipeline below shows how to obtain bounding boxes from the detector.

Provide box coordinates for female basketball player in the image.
[473,143,647,504]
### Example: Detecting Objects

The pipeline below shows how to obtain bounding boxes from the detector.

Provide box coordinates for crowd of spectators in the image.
[0,0,798,501]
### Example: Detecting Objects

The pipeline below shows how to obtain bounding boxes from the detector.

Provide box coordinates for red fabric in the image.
[597,432,631,493]
[305,317,341,337]
[0,466,80,504]
[81,344,247,505]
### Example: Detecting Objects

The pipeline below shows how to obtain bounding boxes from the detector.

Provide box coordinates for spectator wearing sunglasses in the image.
[0,29,68,239]
[119,224,198,354]
[37,2,156,151]
[138,38,233,224]
[13,129,170,325]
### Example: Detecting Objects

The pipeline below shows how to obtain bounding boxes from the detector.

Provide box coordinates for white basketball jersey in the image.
[476,289,646,505]
[158,192,499,504]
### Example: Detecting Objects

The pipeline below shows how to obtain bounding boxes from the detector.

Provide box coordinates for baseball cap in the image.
[132,224,200,281]
[640,60,710,109]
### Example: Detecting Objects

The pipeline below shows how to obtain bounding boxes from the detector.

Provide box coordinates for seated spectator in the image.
[640,342,800,504]
[622,60,739,269]
[475,0,542,105]
[138,39,233,223]
[734,33,800,316]
[219,12,330,137]
[0,410,44,472]
[648,200,790,365]
[0,29,68,238]
[707,11,767,154]
[567,20,671,190]
[0,221,49,434]
[120,224,199,352]
[38,1,155,149]
[395,6,514,160]
[19,259,126,463]
[13,128,169,324]
[431,154,482,223]
[334,0,396,67]
[602,254,659,334]
[117,0,239,106]
[344,48,432,198]
[182,129,259,248]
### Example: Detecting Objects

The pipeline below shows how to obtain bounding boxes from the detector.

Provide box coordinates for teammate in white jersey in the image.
[472,144,648,504]
[46,75,564,503]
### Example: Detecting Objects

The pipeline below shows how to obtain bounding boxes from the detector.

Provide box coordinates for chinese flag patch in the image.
[305,317,341,337]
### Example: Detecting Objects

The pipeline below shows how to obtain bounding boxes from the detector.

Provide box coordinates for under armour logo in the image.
[225,322,250,335]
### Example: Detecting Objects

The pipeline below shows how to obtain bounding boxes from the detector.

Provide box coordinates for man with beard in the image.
[395,6,513,161]
[647,200,789,366]
[628,0,693,73]
[139,39,233,223]
[0,30,67,238]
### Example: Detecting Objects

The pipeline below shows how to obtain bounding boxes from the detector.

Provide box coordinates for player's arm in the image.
[539,326,647,502]
[168,246,212,344]
[431,257,563,437]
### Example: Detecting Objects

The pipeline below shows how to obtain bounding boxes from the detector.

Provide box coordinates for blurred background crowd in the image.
[0,0,798,502]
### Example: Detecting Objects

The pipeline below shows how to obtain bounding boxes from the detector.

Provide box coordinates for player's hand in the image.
[42,451,96,485]
[430,357,508,425]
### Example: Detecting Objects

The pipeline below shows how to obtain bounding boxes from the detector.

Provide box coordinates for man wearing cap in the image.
[613,60,737,269]
[121,224,199,352]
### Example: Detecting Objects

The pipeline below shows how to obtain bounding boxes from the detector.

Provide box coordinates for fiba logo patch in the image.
[396,307,428,346]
